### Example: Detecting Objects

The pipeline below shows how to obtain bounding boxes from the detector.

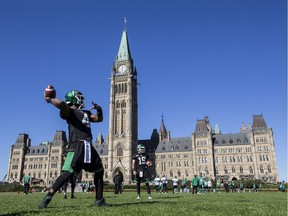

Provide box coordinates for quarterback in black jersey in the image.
[38,89,110,209]
[132,144,152,200]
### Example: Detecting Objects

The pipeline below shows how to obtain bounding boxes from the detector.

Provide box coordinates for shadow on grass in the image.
[0,210,40,216]
[111,201,159,207]
[155,195,182,200]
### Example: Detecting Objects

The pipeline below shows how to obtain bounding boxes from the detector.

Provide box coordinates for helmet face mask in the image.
[137,144,145,154]
[65,90,85,109]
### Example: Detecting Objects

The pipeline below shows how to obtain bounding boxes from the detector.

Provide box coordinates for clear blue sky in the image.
[0,0,286,182]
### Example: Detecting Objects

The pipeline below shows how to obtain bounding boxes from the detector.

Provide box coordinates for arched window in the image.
[240,166,243,174]
[117,145,123,156]
[260,165,264,173]
[116,101,120,108]
[215,167,219,174]
[232,166,235,173]
[249,166,253,174]
[224,167,228,174]
[267,165,272,173]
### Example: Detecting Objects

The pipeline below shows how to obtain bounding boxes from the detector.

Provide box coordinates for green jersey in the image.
[192,177,199,186]
[23,175,31,184]
[198,176,204,186]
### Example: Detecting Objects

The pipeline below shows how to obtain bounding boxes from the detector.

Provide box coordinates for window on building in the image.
[260,166,264,174]
[268,165,272,173]
[240,166,243,174]
[224,167,228,174]
[117,145,123,156]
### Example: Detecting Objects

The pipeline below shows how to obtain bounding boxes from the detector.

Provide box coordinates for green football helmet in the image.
[137,144,145,154]
[65,90,85,109]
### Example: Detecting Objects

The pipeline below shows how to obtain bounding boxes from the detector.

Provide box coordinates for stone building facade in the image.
[6,27,279,185]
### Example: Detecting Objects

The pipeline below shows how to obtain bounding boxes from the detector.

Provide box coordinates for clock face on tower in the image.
[118,65,127,74]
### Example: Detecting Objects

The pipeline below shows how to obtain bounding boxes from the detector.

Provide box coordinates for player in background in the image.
[172,176,179,194]
[216,178,221,193]
[132,144,152,200]
[161,175,168,194]
[38,89,110,208]
[153,175,161,194]
[22,174,31,195]
[181,178,187,193]
[198,173,204,194]
[191,175,199,194]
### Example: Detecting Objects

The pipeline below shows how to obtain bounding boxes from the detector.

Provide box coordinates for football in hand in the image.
[146,160,152,167]
[44,85,56,98]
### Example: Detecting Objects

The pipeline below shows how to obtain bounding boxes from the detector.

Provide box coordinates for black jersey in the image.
[61,108,93,143]
[132,153,149,172]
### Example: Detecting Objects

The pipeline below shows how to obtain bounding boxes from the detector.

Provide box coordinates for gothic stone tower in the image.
[107,28,138,183]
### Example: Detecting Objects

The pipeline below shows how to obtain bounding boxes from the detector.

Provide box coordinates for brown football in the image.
[146,160,152,167]
[44,85,56,98]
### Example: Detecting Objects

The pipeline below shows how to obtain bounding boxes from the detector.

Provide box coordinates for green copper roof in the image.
[117,30,131,61]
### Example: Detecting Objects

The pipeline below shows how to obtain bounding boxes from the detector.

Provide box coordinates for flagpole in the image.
[124,17,127,30]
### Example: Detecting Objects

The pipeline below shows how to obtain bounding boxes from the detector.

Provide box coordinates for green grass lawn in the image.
[0,191,287,216]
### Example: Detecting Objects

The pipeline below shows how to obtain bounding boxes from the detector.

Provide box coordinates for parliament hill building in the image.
[7,28,279,186]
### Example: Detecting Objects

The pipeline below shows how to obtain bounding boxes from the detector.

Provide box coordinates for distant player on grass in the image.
[216,178,221,193]
[198,173,204,194]
[38,89,110,208]
[161,175,168,194]
[153,175,161,194]
[191,175,199,194]
[22,174,31,195]
[172,176,179,194]
[132,144,152,200]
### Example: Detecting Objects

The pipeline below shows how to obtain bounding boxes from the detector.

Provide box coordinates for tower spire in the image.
[117,22,132,61]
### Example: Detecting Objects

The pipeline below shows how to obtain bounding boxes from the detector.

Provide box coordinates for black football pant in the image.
[51,169,104,202]
[137,181,151,195]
